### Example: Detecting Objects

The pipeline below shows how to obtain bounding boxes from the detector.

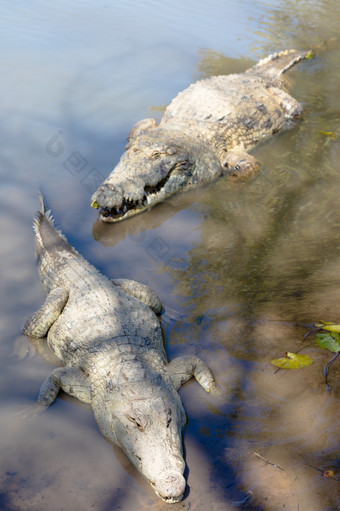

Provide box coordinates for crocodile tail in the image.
[38,190,46,215]
[33,193,70,258]
[247,49,312,79]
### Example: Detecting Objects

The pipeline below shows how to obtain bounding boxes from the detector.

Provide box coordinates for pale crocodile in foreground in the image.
[22,197,216,503]
[91,49,312,222]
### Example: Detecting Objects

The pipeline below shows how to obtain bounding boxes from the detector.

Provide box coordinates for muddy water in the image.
[1,1,340,510]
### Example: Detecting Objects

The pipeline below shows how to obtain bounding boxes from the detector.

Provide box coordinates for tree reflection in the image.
[164,35,340,511]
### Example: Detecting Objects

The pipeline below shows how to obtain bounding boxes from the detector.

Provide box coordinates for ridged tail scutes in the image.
[33,193,70,254]
[38,190,47,215]
[247,49,312,79]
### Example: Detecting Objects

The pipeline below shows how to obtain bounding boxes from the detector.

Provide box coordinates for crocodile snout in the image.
[91,183,142,221]
[156,471,186,503]
[91,183,123,210]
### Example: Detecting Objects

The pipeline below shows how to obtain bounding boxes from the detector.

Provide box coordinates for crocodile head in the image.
[91,126,221,222]
[94,381,187,503]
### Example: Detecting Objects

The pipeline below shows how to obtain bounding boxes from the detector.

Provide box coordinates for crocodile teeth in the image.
[99,176,172,220]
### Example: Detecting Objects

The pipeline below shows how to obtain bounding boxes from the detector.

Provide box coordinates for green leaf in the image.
[316,332,340,353]
[271,352,313,369]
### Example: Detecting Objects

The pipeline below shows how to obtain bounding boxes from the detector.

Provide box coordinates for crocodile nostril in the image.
[158,472,186,499]
[91,183,123,210]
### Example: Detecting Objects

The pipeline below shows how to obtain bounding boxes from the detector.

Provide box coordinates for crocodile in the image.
[22,196,216,503]
[91,49,311,222]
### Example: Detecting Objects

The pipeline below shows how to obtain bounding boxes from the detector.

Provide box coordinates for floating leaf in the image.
[314,321,335,327]
[305,50,314,59]
[319,131,337,139]
[317,323,340,333]
[316,332,340,353]
[271,352,313,369]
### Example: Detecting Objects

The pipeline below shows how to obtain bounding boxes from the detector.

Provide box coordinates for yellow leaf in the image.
[319,131,337,139]
[91,200,99,209]
[315,321,335,327]
[319,324,340,333]
[271,352,313,369]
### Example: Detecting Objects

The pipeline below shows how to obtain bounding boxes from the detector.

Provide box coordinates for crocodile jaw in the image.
[90,128,202,222]
[91,171,189,222]
[152,473,186,503]
[94,382,188,503]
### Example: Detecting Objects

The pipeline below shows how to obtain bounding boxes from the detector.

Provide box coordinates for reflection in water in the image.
[1,0,340,509]
[92,191,199,247]
[93,32,340,507]
[163,38,340,509]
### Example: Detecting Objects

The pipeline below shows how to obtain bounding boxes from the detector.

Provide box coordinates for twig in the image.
[254,452,285,471]
[299,451,339,481]
[304,461,339,481]
[324,352,340,392]
[303,327,322,339]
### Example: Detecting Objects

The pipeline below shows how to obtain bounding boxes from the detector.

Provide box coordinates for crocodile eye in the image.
[166,408,172,428]
[234,164,240,171]
[128,416,144,431]
[151,150,161,159]
[178,160,189,170]
[135,421,144,431]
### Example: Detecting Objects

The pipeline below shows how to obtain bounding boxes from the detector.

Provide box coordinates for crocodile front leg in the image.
[38,367,92,408]
[112,278,162,314]
[165,356,216,393]
[22,287,69,338]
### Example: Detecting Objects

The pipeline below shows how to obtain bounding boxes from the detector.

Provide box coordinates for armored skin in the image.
[91,49,311,222]
[23,197,216,503]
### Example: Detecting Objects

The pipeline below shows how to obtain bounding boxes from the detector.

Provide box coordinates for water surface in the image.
[1,1,340,510]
